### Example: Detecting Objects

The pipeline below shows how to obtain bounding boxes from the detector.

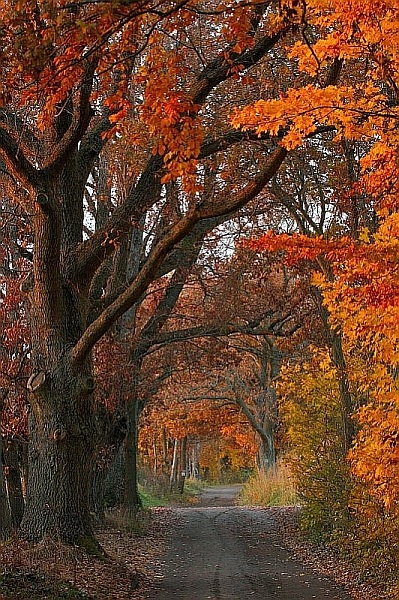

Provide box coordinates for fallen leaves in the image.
[271,506,396,600]
[0,508,171,600]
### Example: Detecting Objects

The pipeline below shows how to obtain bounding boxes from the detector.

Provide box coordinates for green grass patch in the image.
[138,478,206,507]
[183,478,206,496]
[139,485,168,508]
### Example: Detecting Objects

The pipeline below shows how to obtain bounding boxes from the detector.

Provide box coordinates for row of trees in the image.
[0,0,398,584]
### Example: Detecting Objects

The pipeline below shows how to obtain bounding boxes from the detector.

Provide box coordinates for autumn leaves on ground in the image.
[0,0,398,598]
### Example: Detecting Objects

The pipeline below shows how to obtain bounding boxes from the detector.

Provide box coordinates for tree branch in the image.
[70,144,288,365]
[0,127,41,189]
[191,29,286,104]
[42,59,98,174]
[70,25,288,286]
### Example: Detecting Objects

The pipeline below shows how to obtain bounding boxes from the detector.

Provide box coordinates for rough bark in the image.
[91,464,106,524]
[19,358,98,545]
[330,331,355,453]
[0,434,11,540]
[17,166,100,545]
[91,406,127,521]
[103,447,125,509]
[123,395,143,515]
[3,438,24,528]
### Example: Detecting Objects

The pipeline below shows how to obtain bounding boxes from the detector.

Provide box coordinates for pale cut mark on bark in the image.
[26,371,46,392]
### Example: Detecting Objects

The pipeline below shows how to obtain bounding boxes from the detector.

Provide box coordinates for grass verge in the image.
[238,462,298,507]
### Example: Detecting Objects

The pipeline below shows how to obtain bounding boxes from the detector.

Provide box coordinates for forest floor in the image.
[0,486,395,600]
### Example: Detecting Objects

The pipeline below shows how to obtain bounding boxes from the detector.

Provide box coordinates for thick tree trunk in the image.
[0,434,11,540]
[330,332,355,453]
[257,339,280,472]
[91,405,127,521]
[19,360,99,547]
[257,428,276,473]
[92,438,126,522]
[16,171,103,548]
[19,442,28,498]
[91,465,106,525]
[103,446,124,508]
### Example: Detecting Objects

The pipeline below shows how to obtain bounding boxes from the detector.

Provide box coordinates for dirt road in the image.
[147,485,352,600]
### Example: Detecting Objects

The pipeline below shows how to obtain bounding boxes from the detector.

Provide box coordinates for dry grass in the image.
[238,462,298,507]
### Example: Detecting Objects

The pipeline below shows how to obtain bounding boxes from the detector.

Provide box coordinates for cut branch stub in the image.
[36,191,49,205]
[27,371,46,393]
[51,429,67,442]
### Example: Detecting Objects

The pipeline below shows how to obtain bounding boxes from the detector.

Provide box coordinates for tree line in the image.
[0,0,397,588]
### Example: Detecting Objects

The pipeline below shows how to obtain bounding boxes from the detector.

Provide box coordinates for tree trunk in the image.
[3,438,24,528]
[123,398,142,515]
[19,442,29,498]
[19,359,99,548]
[316,264,355,453]
[103,446,124,509]
[0,434,11,540]
[162,427,169,474]
[177,436,187,494]
[257,339,280,472]
[91,464,106,525]
[189,441,200,479]
[257,428,276,473]
[169,439,179,492]
[91,404,127,521]
[153,437,158,475]
[16,170,103,548]
[330,332,355,453]
[316,289,355,453]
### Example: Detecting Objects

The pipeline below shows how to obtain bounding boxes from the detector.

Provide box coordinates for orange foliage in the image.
[252,207,399,511]
[317,215,399,510]
[231,0,399,517]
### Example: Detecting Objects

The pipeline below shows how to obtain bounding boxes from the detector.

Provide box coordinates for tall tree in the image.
[2,0,380,546]
[0,397,11,540]
[0,1,296,544]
